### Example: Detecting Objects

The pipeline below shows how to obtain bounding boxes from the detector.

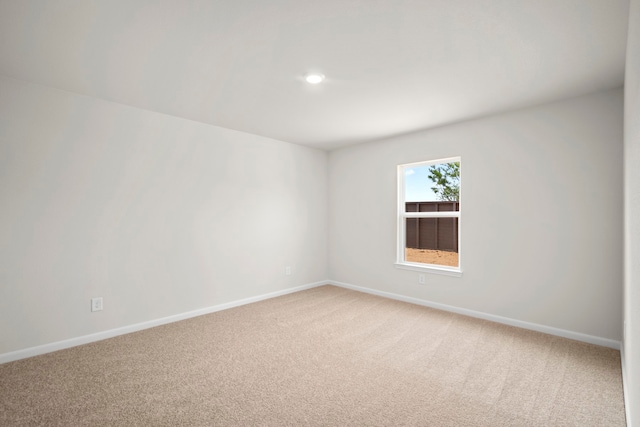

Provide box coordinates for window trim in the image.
[396,157,462,277]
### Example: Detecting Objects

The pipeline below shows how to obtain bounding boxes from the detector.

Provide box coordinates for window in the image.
[396,157,461,276]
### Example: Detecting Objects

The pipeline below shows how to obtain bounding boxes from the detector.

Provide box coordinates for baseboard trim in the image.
[327,280,621,350]
[2,279,622,365]
[620,341,632,427]
[0,281,327,365]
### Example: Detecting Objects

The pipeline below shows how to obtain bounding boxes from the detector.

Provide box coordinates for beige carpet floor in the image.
[0,285,626,426]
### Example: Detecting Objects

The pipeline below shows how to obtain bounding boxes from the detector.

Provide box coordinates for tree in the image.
[427,162,460,201]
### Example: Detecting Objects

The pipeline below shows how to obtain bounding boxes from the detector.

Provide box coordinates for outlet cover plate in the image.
[91,297,103,312]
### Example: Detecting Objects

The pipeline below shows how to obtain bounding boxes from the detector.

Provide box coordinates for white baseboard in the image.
[0,281,327,365]
[1,279,622,365]
[327,280,621,350]
[620,341,632,427]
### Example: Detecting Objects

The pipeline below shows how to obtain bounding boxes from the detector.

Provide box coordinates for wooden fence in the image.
[405,201,459,252]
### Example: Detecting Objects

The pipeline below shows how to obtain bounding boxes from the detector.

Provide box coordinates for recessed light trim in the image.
[304,73,325,84]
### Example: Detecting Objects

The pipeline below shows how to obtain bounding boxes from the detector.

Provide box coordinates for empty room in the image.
[1,0,639,426]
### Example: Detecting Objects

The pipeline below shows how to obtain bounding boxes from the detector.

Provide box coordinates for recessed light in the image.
[304,73,325,84]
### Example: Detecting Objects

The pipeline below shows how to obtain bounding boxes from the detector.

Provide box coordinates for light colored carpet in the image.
[0,285,626,426]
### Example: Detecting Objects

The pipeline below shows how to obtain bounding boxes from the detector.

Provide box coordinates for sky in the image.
[404,164,439,202]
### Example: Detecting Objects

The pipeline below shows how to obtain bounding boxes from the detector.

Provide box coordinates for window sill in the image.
[394,262,463,277]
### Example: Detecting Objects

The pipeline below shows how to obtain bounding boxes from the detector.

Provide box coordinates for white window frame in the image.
[395,157,462,277]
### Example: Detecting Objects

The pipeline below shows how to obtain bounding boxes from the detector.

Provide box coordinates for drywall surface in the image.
[329,88,623,341]
[624,0,640,423]
[0,76,328,354]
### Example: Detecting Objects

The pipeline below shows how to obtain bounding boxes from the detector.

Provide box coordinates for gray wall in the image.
[0,76,328,354]
[624,0,640,423]
[329,88,623,341]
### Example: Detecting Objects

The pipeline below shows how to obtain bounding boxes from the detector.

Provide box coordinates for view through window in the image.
[398,158,461,271]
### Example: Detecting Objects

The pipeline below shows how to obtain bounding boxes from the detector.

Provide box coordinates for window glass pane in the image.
[399,157,461,271]
[404,161,460,208]
[404,217,459,267]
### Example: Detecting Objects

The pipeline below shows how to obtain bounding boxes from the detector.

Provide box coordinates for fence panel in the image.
[405,201,459,252]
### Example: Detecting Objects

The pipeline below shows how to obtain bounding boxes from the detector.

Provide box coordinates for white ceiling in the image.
[0,0,629,150]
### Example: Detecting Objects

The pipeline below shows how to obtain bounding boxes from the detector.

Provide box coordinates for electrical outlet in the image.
[91,297,103,312]
[285,266,292,276]
[418,274,426,285]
